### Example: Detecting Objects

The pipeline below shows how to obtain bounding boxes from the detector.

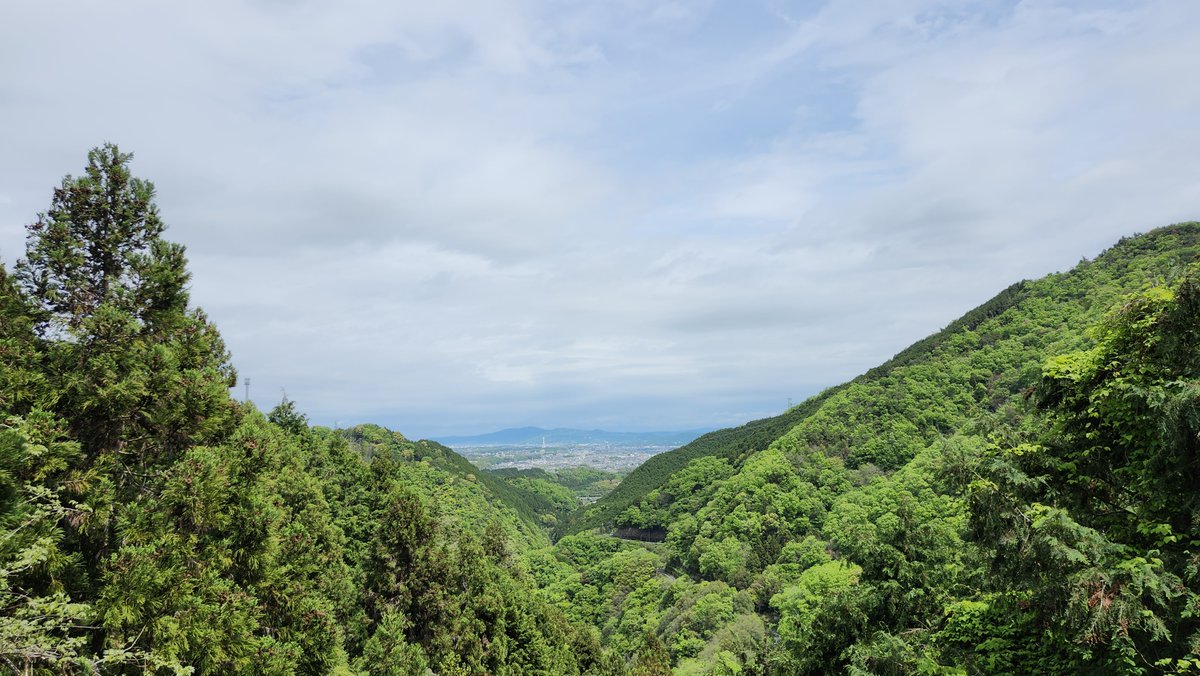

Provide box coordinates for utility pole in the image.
[787,397,792,410]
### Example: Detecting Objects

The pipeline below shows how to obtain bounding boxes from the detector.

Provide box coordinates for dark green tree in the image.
[3,145,244,668]
[269,396,309,435]
[17,144,180,330]
[14,144,238,467]
[630,630,672,676]
[967,267,1200,672]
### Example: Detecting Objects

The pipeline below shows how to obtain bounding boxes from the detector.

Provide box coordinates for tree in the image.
[270,396,310,435]
[14,144,237,466]
[630,630,672,676]
[17,143,184,331]
[769,561,873,674]
[1,146,244,667]
[967,267,1200,671]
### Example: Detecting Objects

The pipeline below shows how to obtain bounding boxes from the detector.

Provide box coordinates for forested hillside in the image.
[565,393,843,535]
[0,147,620,674]
[572,227,1198,537]
[540,222,1200,674]
[3,146,1198,674]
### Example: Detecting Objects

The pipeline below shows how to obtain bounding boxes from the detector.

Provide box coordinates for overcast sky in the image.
[2,1,1198,437]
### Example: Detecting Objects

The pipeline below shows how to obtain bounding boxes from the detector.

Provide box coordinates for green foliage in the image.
[629,630,671,676]
[568,391,844,534]
[341,424,546,551]
[771,561,874,673]
[17,143,175,330]
[358,610,427,675]
[546,222,1200,673]
[548,466,623,497]
[661,446,849,585]
[0,147,608,674]
[8,147,1200,674]
[616,456,734,532]
[490,469,580,528]
[0,414,91,672]
[965,266,1200,672]
[657,581,737,656]
[823,444,968,628]
[268,396,308,435]
[675,613,767,675]
[929,595,1080,675]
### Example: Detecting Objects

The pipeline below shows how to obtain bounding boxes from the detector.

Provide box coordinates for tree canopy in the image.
[3,146,1199,674]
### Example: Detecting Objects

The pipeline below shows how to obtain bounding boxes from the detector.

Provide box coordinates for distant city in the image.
[452,443,673,473]
[436,426,710,473]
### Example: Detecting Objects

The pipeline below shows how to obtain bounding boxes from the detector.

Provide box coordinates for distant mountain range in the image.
[433,426,712,448]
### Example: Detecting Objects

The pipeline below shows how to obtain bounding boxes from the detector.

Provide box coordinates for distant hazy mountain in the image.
[433,426,711,447]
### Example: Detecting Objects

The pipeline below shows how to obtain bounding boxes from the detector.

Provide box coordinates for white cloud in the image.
[1,0,1197,436]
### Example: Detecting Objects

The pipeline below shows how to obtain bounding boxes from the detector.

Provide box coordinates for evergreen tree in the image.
[630,630,672,676]
[17,144,176,330]
[14,144,237,474]
[2,146,245,669]
[269,396,309,436]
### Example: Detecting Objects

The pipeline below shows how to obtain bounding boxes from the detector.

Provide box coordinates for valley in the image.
[6,4,1197,673]
[3,146,1199,674]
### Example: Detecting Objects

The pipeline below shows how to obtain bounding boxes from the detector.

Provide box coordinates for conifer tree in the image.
[8,147,242,667]
[15,144,238,468]
[630,631,672,676]
[17,144,177,330]
[967,266,1200,670]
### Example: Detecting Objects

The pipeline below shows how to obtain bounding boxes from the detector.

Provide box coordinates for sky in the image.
[1,1,1198,438]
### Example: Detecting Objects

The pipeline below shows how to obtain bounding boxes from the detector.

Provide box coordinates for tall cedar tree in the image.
[15,143,238,468]
[13,145,240,631]
[19,144,175,329]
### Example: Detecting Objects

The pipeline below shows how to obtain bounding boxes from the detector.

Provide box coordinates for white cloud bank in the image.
[1,0,1197,436]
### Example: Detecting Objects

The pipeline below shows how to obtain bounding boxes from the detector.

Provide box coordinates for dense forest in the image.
[2,147,1198,674]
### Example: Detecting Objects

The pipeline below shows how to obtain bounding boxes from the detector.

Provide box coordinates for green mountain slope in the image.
[335,423,549,549]
[572,222,1200,537]
[566,391,842,534]
[769,223,1200,469]
[533,222,1200,674]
